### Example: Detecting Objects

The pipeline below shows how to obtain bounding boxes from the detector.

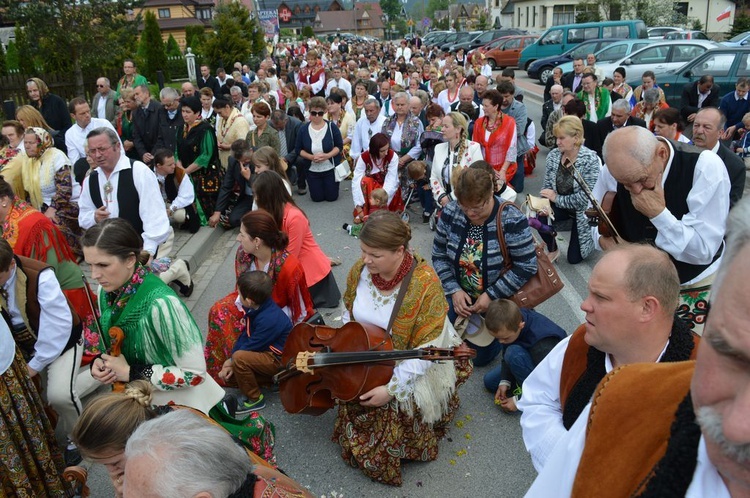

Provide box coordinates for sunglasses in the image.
[309,111,325,117]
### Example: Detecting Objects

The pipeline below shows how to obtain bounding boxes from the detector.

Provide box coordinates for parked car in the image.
[637,47,750,107]
[597,40,718,83]
[519,20,648,70]
[423,31,451,45]
[440,31,480,52]
[722,31,750,47]
[467,37,509,62]
[449,29,527,53]
[647,27,683,39]
[526,38,626,84]
[483,35,540,69]
[556,39,655,74]
[664,30,709,40]
[430,31,460,48]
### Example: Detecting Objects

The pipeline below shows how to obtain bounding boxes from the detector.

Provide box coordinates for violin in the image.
[109,326,126,393]
[274,321,476,415]
[563,158,622,243]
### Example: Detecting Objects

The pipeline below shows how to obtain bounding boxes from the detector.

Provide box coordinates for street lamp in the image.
[381,13,389,41]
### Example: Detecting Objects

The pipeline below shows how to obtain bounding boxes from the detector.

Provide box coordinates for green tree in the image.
[140,11,169,81]
[426,0,450,18]
[202,1,254,69]
[13,26,36,74]
[380,0,400,21]
[730,13,750,38]
[575,2,601,22]
[2,0,142,96]
[185,25,207,54]
[302,26,315,38]
[165,34,182,57]
[5,40,18,71]
[0,41,6,77]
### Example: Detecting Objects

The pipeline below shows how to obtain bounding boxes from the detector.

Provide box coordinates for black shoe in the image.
[221,393,238,418]
[422,212,431,224]
[64,446,83,466]
[177,280,194,297]
[297,187,307,195]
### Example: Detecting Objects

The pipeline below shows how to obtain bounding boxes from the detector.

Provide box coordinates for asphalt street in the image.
[84,73,601,497]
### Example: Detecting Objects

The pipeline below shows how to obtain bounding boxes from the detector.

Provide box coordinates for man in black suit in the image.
[561,58,585,94]
[680,75,720,126]
[541,84,564,142]
[197,64,222,96]
[270,110,303,187]
[208,140,254,229]
[597,99,647,143]
[132,84,163,165]
[692,107,745,207]
[154,86,183,155]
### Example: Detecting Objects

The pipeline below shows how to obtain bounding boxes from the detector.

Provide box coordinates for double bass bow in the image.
[274,321,476,415]
[563,157,622,244]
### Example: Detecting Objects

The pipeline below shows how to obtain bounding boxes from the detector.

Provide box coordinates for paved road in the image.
[85,74,600,497]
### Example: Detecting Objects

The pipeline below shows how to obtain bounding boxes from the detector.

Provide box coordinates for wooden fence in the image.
[0,69,122,115]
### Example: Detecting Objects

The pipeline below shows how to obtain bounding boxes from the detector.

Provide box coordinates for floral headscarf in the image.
[22,127,58,209]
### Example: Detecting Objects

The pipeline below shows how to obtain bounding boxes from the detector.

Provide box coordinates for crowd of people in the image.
[0,30,749,497]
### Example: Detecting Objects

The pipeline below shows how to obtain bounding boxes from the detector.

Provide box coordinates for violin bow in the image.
[564,158,622,243]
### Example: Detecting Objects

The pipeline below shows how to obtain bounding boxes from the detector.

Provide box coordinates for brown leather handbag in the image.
[496,201,564,308]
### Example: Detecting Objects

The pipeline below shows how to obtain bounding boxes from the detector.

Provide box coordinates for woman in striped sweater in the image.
[432,167,537,366]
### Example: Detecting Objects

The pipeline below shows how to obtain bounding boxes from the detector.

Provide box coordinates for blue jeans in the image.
[483,337,562,391]
[511,153,525,192]
[307,169,339,202]
[415,183,434,215]
[447,297,502,367]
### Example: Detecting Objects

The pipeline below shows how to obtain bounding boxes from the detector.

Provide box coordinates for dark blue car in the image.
[527,38,626,84]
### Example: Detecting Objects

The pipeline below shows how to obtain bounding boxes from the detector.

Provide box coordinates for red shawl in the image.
[3,199,76,263]
[472,114,518,183]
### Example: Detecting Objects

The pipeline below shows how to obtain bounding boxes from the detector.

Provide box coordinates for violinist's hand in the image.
[452,290,473,318]
[101,354,131,383]
[599,236,617,251]
[359,386,393,407]
[91,356,118,384]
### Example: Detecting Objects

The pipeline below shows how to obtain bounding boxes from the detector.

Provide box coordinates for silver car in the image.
[596,40,719,82]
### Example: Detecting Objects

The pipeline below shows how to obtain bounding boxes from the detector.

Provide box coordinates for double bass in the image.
[274,321,476,415]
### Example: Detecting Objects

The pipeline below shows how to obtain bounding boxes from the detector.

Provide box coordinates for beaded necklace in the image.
[370,251,414,291]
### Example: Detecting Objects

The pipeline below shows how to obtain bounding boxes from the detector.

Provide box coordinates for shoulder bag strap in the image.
[496,200,515,274]
[386,257,417,334]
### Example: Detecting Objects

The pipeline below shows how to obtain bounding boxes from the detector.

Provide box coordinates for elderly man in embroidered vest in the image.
[526,197,750,498]
[518,244,699,472]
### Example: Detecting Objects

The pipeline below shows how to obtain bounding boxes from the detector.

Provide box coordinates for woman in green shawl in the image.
[82,218,276,464]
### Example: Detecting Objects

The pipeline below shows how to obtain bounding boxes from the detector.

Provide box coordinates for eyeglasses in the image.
[458,198,491,215]
[89,145,114,156]
[97,85,106,88]
[309,111,325,117]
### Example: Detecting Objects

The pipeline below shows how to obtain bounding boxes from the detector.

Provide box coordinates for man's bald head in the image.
[603,127,666,193]
[459,85,474,103]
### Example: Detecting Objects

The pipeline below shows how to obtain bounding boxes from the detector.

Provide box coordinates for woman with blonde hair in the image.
[430,111,484,207]
[115,87,139,160]
[252,146,292,196]
[536,115,600,264]
[15,105,67,152]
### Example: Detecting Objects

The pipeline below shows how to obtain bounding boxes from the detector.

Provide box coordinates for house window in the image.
[552,5,575,25]
[541,6,547,27]
[196,8,212,20]
[158,8,170,18]
[675,2,688,16]
[532,5,536,27]
[525,6,529,27]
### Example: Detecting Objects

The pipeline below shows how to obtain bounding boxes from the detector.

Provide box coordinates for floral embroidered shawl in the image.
[382,113,421,156]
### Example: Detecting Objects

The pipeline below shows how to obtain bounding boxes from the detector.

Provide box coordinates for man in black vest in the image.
[209,139,254,229]
[595,126,731,334]
[78,127,171,259]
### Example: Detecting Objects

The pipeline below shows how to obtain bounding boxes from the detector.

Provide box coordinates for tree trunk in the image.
[73,50,85,97]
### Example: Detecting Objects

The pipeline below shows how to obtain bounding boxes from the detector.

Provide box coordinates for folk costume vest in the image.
[559,319,697,430]
[88,160,143,235]
[571,361,698,498]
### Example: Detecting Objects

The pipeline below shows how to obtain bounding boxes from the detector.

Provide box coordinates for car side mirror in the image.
[742,40,748,46]
[623,58,632,65]
[683,70,692,77]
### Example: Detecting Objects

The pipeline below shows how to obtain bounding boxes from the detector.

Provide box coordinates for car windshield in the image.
[595,43,629,62]
[570,42,598,58]
[728,32,750,43]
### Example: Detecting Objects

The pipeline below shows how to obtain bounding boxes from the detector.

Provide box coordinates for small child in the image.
[483,299,566,413]
[407,160,434,223]
[367,188,388,217]
[218,271,293,413]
